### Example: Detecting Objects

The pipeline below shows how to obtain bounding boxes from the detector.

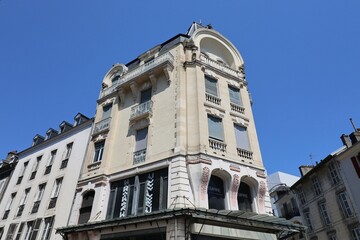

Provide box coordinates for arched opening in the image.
[238,182,253,212]
[208,175,225,210]
[78,190,95,224]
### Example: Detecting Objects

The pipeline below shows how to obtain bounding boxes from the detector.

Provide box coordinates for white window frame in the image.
[65,142,73,159]
[312,176,322,196]
[329,162,341,185]
[319,202,331,225]
[338,191,353,218]
[93,141,105,163]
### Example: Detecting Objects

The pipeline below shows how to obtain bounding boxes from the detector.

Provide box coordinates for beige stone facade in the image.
[60,23,302,240]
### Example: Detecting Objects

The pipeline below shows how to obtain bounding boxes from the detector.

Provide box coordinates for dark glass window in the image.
[208,175,225,210]
[140,88,152,103]
[78,191,95,224]
[205,76,218,96]
[238,182,253,212]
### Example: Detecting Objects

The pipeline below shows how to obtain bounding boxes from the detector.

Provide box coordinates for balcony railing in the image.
[209,138,227,152]
[16,205,24,217]
[100,52,174,98]
[237,148,253,160]
[230,103,245,114]
[48,197,57,209]
[133,149,146,165]
[205,93,221,105]
[200,54,244,80]
[130,101,153,120]
[31,201,40,213]
[60,159,69,169]
[44,165,52,175]
[2,210,9,219]
[93,117,111,135]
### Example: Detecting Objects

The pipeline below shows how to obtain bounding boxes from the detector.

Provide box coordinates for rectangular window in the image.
[106,168,168,219]
[102,104,112,120]
[234,124,250,150]
[228,86,242,106]
[5,223,18,240]
[65,142,73,159]
[15,222,24,240]
[40,216,54,240]
[303,210,313,231]
[48,178,62,209]
[352,227,360,240]
[3,192,16,219]
[140,88,152,104]
[30,156,42,180]
[135,127,148,152]
[32,184,46,213]
[17,188,30,217]
[351,156,360,178]
[17,161,29,184]
[338,191,353,218]
[208,115,223,141]
[319,202,331,225]
[48,150,57,166]
[205,76,218,96]
[93,141,105,162]
[312,176,322,196]
[328,233,337,240]
[329,162,341,185]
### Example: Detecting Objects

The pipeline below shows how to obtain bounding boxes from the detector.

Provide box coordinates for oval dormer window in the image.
[112,75,120,83]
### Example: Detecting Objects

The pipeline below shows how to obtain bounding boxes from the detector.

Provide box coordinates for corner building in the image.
[59,23,302,240]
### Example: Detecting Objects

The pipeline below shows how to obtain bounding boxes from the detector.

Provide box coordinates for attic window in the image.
[112,75,120,83]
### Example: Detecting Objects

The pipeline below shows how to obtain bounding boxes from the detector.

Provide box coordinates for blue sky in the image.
[1,1,359,176]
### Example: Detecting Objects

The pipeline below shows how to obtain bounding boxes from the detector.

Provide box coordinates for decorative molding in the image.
[200,167,210,201]
[231,174,240,207]
[149,71,157,91]
[129,82,139,102]
[93,133,107,142]
[101,98,114,107]
[256,171,266,178]
[186,158,212,165]
[118,87,125,105]
[229,164,241,172]
[163,65,173,85]
[205,106,225,118]
[258,181,266,213]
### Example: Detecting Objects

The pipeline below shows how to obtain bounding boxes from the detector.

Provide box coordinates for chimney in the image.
[6,151,18,162]
[341,134,352,148]
[299,165,314,177]
[349,131,360,145]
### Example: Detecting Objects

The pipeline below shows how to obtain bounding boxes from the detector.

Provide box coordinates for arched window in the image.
[78,190,95,224]
[238,182,252,212]
[208,175,225,210]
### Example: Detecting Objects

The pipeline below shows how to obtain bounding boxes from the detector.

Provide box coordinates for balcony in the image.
[31,201,40,213]
[205,93,221,105]
[60,159,69,169]
[237,148,253,160]
[200,54,244,80]
[230,103,245,114]
[133,149,146,165]
[209,138,227,152]
[44,165,52,175]
[130,101,153,121]
[100,52,174,99]
[16,205,24,217]
[48,197,57,209]
[93,117,111,135]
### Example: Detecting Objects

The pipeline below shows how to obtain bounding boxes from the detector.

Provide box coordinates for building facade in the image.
[0,113,92,240]
[58,23,302,240]
[292,131,360,240]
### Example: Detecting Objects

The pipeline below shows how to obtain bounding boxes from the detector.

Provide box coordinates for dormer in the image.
[32,134,45,146]
[74,113,89,126]
[59,121,73,133]
[45,128,58,140]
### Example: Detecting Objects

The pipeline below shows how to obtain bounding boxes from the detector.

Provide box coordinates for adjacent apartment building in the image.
[291,130,360,240]
[0,113,92,240]
[57,23,303,240]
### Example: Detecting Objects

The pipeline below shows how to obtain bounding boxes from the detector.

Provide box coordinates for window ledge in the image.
[87,161,101,171]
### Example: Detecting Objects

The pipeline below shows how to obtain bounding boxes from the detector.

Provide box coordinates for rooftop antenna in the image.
[350,118,357,132]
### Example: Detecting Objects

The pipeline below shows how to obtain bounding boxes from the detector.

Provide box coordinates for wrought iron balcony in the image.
[16,205,24,217]
[205,93,221,105]
[237,148,253,160]
[93,117,111,135]
[44,165,52,175]
[133,149,146,165]
[230,103,245,114]
[200,54,244,80]
[100,52,174,98]
[209,138,227,152]
[48,197,57,209]
[60,159,69,169]
[130,101,153,121]
[31,201,40,213]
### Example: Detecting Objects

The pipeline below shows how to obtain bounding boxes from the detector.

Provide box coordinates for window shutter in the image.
[205,76,218,96]
[135,127,148,151]
[102,104,112,120]
[234,124,250,150]
[208,116,223,141]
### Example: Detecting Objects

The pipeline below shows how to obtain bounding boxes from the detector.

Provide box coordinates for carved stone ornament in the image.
[231,174,240,207]
[101,98,114,107]
[258,181,266,213]
[149,71,157,91]
[200,167,211,201]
